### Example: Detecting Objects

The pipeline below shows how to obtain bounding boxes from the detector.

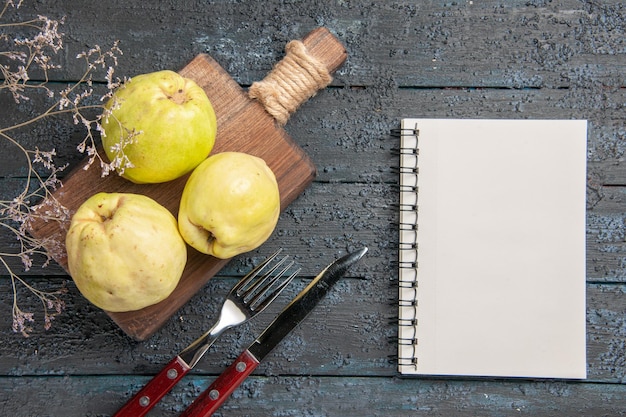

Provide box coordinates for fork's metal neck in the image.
[178,337,213,370]
[178,300,246,368]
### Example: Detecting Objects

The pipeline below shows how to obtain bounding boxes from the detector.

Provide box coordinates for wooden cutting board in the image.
[27,27,347,341]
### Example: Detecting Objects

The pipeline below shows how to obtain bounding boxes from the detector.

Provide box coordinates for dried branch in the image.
[0,0,124,335]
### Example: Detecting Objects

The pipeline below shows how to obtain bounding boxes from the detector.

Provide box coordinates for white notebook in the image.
[397,118,587,379]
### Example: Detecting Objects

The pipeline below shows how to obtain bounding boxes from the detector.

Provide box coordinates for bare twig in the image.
[0,0,124,335]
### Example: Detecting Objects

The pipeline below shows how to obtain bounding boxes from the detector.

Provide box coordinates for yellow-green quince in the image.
[65,192,187,312]
[178,152,280,259]
[101,70,217,184]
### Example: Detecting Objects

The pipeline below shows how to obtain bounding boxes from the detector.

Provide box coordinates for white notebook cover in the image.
[398,119,587,379]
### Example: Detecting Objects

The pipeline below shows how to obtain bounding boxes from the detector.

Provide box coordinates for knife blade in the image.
[179,247,368,417]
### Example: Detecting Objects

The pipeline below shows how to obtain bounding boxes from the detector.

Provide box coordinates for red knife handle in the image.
[180,349,260,417]
[114,356,191,417]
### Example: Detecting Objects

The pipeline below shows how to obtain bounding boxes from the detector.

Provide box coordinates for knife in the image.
[179,247,368,417]
[112,250,296,417]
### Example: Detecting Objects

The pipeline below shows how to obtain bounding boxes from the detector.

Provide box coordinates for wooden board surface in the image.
[26,28,347,341]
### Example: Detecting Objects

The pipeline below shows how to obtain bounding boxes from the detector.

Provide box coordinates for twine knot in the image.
[249,40,332,126]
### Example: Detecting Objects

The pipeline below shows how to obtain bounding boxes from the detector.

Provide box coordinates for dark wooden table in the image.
[1,1,625,416]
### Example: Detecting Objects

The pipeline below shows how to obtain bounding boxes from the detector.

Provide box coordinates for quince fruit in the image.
[101,70,217,184]
[178,152,280,259]
[65,192,187,312]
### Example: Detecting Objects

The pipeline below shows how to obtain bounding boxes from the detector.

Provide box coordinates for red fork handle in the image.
[114,356,191,417]
[180,349,260,417]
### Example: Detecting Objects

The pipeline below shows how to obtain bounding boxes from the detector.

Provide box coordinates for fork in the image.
[113,249,299,417]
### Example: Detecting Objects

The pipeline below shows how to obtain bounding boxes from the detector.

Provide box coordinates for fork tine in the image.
[245,259,293,304]
[233,248,283,293]
[249,267,300,311]
[240,255,291,300]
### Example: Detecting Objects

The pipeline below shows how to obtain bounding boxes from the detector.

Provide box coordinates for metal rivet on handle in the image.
[139,396,150,407]
[236,361,247,372]
[209,389,219,401]
[167,368,178,379]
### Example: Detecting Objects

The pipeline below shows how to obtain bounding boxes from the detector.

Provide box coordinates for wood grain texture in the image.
[25,28,346,341]
[9,1,626,89]
[3,375,626,417]
[1,0,625,416]
[2,274,625,381]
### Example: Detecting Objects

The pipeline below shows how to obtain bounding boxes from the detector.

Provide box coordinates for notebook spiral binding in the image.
[395,123,420,371]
